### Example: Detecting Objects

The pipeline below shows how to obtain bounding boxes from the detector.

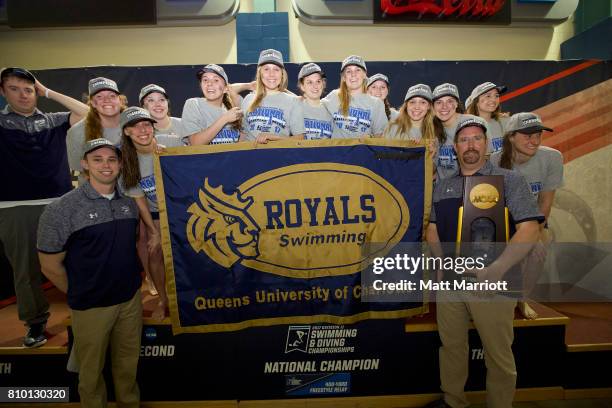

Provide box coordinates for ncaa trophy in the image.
[457,176,508,278]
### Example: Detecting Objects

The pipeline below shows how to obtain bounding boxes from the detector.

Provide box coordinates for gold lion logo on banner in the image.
[186,178,261,268]
[185,163,410,278]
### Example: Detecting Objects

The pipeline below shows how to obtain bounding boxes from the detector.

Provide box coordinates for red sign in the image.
[377,0,508,21]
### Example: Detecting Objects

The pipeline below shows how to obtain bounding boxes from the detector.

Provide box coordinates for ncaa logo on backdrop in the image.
[284,324,358,355]
[286,326,311,353]
[186,163,410,277]
[143,327,157,341]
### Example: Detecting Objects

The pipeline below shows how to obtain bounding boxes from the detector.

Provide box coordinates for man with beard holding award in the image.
[424,115,543,408]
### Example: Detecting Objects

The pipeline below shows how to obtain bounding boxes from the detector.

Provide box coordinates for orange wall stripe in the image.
[500,60,602,103]
[544,122,612,159]
[562,136,612,163]
[538,91,611,123]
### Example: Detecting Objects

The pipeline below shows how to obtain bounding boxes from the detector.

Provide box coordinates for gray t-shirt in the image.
[66,118,121,172]
[434,113,466,180]
[242,92,305,140]
[124,134,184,213]
[155,117,184,144]
[389,108,400,122]
[383,123,422,141]
[302,99,333,140]
[490,146,564,200]
[322,90,388,139]
[486,116,509,154]
[181,97,241,144]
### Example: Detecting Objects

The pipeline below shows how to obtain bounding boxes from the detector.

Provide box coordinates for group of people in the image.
[1,48,563,408]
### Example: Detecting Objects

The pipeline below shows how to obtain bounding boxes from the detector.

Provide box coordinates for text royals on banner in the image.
[155,139,430,333]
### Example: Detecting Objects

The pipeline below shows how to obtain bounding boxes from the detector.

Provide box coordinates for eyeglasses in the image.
[456,134,486,144]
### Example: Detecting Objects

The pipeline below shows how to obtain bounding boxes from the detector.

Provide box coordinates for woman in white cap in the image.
[67,77,127,184]
[182,64,252,145]
[466,82,508,155]
[323,55,388,139]
[297,63,333,140]
[242,49,304,143]
[367,73,399,121]
[139,83,185,144]
[491,112,562,319]
[121,107,184,319]
[384,84,435,144]
[432,82,465,180]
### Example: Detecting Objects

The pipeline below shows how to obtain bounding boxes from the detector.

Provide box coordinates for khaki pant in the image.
[71,291,142,408]
[437,291,517,408]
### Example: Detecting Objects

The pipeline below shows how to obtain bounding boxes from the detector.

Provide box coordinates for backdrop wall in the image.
[0,0,575,69]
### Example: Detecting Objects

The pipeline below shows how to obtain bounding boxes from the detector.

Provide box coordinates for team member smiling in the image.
[242,49,304,144]
[492,112,563,320]
[297,63,333,140]
[140,84,184,143]
[121,107,183,320]
[367,73,398,121]
[67,77,127,184]
[384,84,435,144]
[466,82,509,155]
[38,138,142,408]
[323,55,388,139]
[432,83,465,180]
[140,84,187,296]
[183,64,248,145]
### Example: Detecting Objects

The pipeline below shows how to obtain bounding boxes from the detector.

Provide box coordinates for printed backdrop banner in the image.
[155,139,431,333]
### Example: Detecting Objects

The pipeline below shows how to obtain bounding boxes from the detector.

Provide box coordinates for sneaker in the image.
[23,323,47,348]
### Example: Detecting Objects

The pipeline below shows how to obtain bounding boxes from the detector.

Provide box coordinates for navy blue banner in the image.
[155,139,431,333]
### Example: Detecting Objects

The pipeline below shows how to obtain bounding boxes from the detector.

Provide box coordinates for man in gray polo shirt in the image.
[37,139,142,408]
[424,115,543,408]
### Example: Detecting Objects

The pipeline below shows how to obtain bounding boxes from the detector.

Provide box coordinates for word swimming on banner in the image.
[155,139,431,333]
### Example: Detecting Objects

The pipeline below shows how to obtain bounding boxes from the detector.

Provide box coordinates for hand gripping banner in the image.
[154,139,432,333]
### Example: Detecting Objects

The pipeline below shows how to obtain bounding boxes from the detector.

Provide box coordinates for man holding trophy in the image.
[425,115,544,408]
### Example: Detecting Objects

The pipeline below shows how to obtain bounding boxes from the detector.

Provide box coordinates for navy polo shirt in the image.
[1,105,72,201]
[37,182,141,310]
[430,161,544,293]
[430,160,544,243]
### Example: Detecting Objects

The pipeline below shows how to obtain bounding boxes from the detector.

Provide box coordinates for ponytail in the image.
[498,132,514,169]
[222,93,241,131]
[120,131,141,189]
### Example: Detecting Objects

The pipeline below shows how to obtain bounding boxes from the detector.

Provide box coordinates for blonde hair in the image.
[247,65,288,113]
[84,94,127,142]
[338,76,367,117]
[385,100,435,142]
